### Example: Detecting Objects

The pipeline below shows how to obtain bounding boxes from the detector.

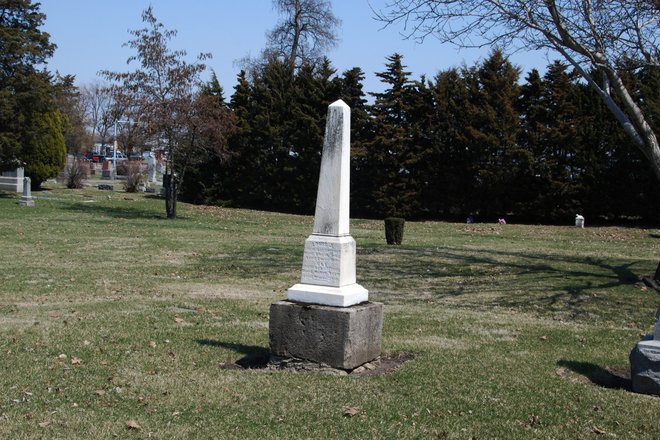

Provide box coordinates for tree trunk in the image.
[655,260,660,282]
[164,172,177,219]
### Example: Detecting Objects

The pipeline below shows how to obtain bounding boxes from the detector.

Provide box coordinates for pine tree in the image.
[340,67,373,217]
[200,70,226,107]
[430,68,474,218]
[22,110,66,188]
[465,50,522,219]
[0,0,57,170]
[367,53,417,218]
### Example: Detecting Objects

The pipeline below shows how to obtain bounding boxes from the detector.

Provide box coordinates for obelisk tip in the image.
[330,99,349,109]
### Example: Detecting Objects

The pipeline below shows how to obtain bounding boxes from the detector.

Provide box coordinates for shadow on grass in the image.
[64,201,189,220]
[557,360,631,390]
[196,339,270,368]
[0,193,17,199]
[360,245,648,319]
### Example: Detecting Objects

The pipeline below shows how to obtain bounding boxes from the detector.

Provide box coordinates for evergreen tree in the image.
[367,53,417,218]
[0,0,57,170]
[200,70,226,107]
[464,50,522,219]
[22,110,66,188]
[406,76,437,218]
[430,68,473,218]
[340,67,373,217]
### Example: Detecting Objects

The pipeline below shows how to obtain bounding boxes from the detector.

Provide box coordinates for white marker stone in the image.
[19,177,35,207]
[287,100,368,307]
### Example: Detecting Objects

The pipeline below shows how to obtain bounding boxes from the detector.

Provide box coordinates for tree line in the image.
[2,1,657,223]
[180,51,659,223]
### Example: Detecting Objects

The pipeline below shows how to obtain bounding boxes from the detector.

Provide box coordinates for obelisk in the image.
[269,100,383,370]
[287,99,368,307]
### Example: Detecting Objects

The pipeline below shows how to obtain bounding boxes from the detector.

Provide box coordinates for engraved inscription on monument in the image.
[301,237,356,287]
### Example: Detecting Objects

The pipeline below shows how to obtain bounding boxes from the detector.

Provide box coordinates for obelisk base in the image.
[19,196,35,207]
[269,300,383,370]
[288,282,367,307]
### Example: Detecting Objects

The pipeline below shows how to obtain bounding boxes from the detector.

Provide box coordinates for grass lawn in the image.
[0,184,659,439]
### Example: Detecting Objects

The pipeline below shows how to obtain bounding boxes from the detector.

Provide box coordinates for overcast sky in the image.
[39,0,553,96]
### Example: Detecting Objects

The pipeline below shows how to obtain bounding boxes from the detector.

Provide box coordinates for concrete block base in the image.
[630,338,660,396]
[269,300,383,370]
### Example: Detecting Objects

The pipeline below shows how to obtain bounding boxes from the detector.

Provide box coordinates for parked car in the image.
[86,152,105,162]
[105,152,128,163]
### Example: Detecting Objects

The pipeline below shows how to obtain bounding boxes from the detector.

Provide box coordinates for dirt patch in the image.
[218,352,415,377]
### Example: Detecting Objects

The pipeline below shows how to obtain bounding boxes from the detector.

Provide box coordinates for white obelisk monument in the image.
[287,100,368,307]
[269,99,383,370]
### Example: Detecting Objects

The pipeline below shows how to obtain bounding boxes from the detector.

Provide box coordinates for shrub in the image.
[65,159,89,189]
[384,217,405,245]
[122,162,144,193]
[23,111,67,189]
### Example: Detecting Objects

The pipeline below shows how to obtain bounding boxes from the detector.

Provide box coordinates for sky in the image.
[39,0,554,96]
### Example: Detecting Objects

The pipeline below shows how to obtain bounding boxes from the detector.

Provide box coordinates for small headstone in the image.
[18,177,35,207]
[101,160,113,180]
[97,184,114,191]
[575,214,585,228]
[89,161,96,175]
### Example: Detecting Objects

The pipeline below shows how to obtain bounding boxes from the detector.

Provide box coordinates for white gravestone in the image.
[19,177,35,207]
[287,100,368,307]
[147,154,157,183]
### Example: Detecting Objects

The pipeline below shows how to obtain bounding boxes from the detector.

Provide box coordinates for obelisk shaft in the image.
[312,100,351,236]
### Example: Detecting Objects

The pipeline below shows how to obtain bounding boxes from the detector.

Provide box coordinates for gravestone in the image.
[89,161,96,176]
[630,307,660,395]
[0,167,24,192]
[147,155,157,183]
[18,177,35,207]
[101,160,113,179]
[269,100,383,370]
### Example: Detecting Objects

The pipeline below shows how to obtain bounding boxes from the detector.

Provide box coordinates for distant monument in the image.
[630,306,660,395]
[269,100,383,370]
[18,177,35,207]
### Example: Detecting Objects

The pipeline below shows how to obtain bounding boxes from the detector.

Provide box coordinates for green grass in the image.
[0,185,659,439]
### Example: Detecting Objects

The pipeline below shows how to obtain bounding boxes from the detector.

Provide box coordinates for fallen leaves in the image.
[592,426,607,435]
[71,357,82,365]
[38,420,53,428]
[343,406,360,417]
[126,420,141,430]
[174,316,185,324]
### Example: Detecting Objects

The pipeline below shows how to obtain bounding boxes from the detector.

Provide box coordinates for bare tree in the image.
[376,0,660,182]
[101,6,210,218]
[80,81,115,149]
[265,0,341,72]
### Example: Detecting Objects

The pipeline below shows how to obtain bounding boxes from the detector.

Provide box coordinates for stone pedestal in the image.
[269,300,383,370]
[630,338,660,396]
